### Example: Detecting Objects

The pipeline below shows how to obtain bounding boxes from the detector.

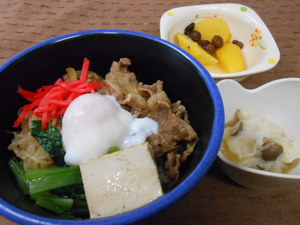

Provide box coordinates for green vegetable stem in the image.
[8,157,29,195]
[25,166,82,195]
[31,191,74,214]
[8,158,87,216]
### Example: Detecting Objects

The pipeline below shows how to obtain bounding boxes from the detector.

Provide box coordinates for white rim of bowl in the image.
[218,152,300,179]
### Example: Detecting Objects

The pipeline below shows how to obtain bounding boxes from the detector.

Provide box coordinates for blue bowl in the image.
[0,30,224,224]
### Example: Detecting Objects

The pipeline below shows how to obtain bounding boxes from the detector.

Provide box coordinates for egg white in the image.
[62,93,158,165]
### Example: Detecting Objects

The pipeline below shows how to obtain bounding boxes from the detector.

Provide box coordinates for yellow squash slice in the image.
[176,33,218,66]
[215,43,246,73]
[195,18,232,43]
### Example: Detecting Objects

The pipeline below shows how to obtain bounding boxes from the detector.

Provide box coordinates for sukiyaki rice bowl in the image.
[0,30,224,225]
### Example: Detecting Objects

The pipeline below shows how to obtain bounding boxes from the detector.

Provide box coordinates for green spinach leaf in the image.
[30,120,65,166]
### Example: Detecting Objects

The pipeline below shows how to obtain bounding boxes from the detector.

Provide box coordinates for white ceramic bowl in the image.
[217,78,300,189]
[160,3,280,82]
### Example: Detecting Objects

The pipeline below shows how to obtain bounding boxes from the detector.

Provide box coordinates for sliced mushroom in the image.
[230,121,243,136]
[259,141,283,161]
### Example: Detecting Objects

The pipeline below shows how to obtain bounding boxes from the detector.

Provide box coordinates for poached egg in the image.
[62,93,158,165]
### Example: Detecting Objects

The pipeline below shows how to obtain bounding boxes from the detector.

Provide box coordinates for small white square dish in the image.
[217,78,300,190]
[160,3,280,82]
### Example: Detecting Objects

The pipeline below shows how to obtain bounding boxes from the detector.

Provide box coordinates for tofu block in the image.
[79,143,163,218]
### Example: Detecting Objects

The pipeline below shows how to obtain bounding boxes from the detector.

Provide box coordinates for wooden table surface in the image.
[0,0,299,224]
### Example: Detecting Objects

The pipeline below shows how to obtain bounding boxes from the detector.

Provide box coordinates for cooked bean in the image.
[184,23,195,35]
[232,40,244,49]
[188,30,201,42]
[204,43,216,54]
[197,40,216,54]
[212,35,223,48]
[197,40,211,48]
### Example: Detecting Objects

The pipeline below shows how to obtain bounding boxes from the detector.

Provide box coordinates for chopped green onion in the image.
[106,146,120,154]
